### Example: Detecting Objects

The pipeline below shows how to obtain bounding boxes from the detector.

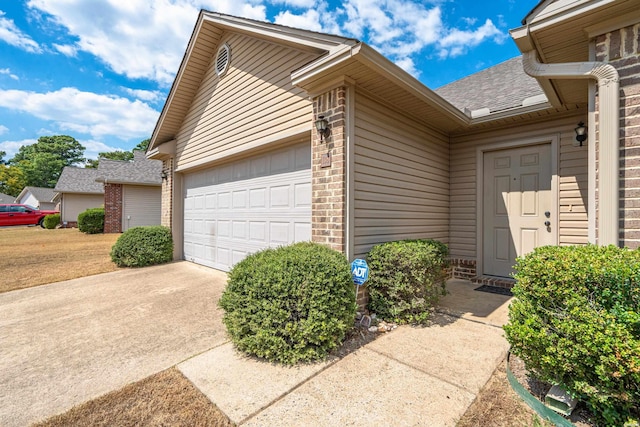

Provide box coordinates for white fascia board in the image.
[203,12,356,53]
[293,42,469,125]
[527,0,617,33]
[354,44,470,125]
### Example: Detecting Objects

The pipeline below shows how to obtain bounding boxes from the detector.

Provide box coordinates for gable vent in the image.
[215,43,231,77]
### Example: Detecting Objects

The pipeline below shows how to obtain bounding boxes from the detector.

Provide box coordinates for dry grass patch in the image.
[457,360,553,427]
[34,368,234,427]
[0,227,120,293]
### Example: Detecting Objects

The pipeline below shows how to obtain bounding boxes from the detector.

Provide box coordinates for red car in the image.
[0,204,59,227]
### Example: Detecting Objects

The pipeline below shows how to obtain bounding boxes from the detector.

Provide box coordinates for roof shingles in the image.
[434,56,545,114]
[54,167,104,194]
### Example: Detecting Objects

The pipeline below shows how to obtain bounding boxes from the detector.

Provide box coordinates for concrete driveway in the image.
[0,262,229,427]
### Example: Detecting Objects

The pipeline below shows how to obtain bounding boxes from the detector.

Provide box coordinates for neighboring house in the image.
[0,192,15,204]
[95,151,162,233]
[15,186,58,211]
[54,168,104,227]
[148,2,639,299]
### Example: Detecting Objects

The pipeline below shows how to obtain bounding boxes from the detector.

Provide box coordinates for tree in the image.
[85,150,134,168]
[134,138,150,152]
[0,150,6,165]
[0,164,26,197]
[85,137,150,168]
[8,135,85,188]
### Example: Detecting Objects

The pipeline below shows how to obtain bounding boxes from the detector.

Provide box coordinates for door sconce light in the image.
[574,122,587,147]
[161,170,168,181]
[315,115,330,142]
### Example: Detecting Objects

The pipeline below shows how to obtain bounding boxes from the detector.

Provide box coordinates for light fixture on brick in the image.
[574,122,587,147]
[314,115,330,142]
[160,170,168,180]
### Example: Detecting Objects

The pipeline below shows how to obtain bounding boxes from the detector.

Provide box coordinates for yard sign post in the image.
[351,258,369,287]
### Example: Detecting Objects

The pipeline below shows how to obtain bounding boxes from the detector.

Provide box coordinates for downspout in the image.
[521,50,620,246]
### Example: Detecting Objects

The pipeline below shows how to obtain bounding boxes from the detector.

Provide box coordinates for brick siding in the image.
[595,23,640,248]
[311,87,347,252]
[104,183,123,233]
[161,158,173,228]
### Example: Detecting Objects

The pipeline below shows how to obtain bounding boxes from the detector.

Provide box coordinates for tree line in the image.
[0,135,149,197]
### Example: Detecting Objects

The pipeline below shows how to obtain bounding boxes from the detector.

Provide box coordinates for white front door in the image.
[483,144,555,277]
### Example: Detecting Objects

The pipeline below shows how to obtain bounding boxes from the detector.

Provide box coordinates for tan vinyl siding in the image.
[60,194,103,223]
[353,91,450,258]
[122,185,161,231]
[175,33,316,169]
[448,115,589,260]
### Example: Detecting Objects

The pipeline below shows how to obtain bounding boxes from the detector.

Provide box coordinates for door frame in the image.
[475,135,559,278]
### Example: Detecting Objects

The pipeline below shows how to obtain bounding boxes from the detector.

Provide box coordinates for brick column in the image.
[161,158,173,228]
[104,183,123,233]
[595,23,640,248]
[311,87,347,252]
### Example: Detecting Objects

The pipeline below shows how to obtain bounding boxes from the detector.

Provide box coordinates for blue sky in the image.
[0,0,536,162]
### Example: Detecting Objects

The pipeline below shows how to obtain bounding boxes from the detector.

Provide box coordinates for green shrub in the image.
[43,213,60,229]
[110,226,173,267]
[219,242,356,365]
[504,245,640,425]
[78,208,104,234]
[366,239,449,324]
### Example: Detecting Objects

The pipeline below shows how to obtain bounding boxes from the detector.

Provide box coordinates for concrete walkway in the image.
[179,279,512,426]
[0,263,512,427]
[0,262,229,427]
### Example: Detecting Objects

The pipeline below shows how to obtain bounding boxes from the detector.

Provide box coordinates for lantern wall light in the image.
[574,122,587,147]
[315,115,330,142]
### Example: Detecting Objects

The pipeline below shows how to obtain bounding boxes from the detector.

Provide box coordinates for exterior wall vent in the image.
[215,43,231,77]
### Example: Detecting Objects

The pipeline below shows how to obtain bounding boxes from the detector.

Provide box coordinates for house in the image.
[95,151,162,233]
[14,186,58,211]
[55,152,162,231]
[148,1,639,302]
[54,167,104,227]
[0,192,16,204]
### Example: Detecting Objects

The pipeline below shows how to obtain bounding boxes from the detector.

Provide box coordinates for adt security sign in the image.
[351,259,369,286]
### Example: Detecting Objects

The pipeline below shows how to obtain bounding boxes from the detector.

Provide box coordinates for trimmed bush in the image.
[504,245,640,425]
[78,208,104,234]
[110,226,173,267]
[43,213,60,229]
[366,239,449,325]
[219,242,356,365]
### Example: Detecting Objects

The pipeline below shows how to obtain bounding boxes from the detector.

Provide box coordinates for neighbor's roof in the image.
[96,151,162,186]
[434,56,546,116]
[54,167,104,194]
[0,192,15,203]
[17,186,58,203]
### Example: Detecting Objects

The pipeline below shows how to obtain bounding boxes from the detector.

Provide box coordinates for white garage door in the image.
[183,143,311,271]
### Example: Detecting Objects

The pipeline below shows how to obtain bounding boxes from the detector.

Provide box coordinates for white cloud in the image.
[0,139,37,158]
[123,87,164,102]
[0,125,8,135]
[0,87,159,140]
[0,68,19,80]
[271,0,316,7]
[0,10,42,53]
[82,139,124,160]
[395,57,419,78]
[274,9,323,32]
[438,19,506,58]
[53,43,77,56]
[26,0,267,85]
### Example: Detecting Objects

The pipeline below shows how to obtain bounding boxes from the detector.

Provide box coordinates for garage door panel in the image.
[184,142,311,271]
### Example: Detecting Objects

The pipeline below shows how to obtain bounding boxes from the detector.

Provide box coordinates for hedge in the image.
[219,242,356,365]
[110,226,173,267]
[504,245,640,426]
[43,213,60,229]
[366,239,449,325]
[78,208,104,234]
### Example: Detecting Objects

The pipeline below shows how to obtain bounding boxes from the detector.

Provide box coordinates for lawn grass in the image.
[0,226,120,293]
[33,368,234,427]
